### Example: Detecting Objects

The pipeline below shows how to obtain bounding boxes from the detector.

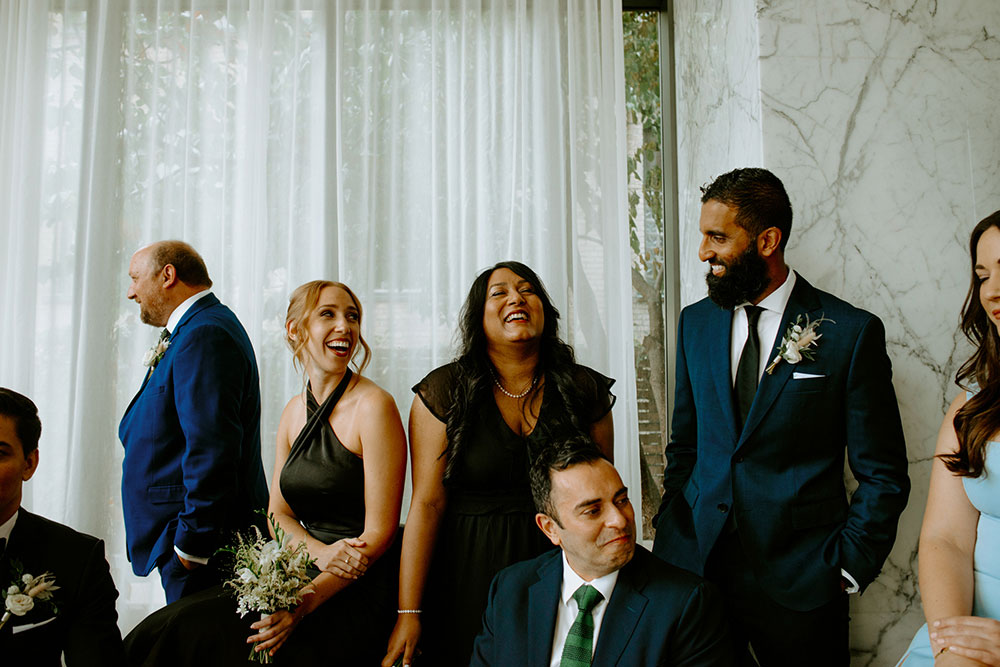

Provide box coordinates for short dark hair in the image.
[529,436,607,527]
[701,167,793,250]
[0,388,42,456]
[150,240,213,288]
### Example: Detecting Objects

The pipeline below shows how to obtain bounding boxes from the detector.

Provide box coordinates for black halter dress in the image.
[124,370,398,665]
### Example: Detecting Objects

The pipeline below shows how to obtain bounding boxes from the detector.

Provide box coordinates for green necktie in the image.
[560,584,604,667]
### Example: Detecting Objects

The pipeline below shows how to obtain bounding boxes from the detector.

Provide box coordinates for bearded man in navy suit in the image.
[652,168,910,665]
[470,437,733,667]
[119,240,268,603]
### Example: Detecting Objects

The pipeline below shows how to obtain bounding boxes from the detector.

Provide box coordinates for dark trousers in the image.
[157,552,221,604]
[705,526,850,667]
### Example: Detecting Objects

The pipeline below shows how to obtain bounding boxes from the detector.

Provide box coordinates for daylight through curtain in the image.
[0,0,633,631]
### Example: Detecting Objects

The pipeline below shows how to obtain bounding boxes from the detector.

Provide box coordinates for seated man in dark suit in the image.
[0,388,126,666]
[470,436,733,667]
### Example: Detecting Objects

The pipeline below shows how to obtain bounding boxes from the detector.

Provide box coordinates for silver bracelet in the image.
[397,609,422,614]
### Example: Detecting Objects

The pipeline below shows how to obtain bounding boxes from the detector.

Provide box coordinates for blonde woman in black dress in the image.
[126,280,406,665]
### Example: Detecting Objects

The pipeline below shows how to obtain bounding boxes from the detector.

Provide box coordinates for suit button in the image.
[717,503,729,513]
[734,455,744,463]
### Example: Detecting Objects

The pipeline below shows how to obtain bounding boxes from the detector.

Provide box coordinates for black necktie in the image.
[734,306,763,427]
[160,328,171,343]
[0,536,6,556]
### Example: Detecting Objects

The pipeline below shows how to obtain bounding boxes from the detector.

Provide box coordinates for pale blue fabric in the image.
[896,431,1000,666]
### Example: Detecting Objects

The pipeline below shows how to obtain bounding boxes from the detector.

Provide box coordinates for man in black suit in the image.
[470,436,732,667]
[0,388,125,666]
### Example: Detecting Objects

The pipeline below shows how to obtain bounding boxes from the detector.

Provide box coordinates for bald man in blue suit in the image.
[119,241,268,603]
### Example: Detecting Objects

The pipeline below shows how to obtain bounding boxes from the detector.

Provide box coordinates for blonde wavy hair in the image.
[285,280,372,376]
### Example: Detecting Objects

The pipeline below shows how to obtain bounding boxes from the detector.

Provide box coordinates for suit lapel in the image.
[528,553,562,667]
[593,553,647,667]
[122,293,219,419]
[5,510,41,562]
[707,305,740,442]
[737,273,822,446]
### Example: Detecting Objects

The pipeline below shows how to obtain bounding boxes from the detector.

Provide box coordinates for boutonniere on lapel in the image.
[0,561,59,631]
[765,314,834,375]
[142,331,171,370]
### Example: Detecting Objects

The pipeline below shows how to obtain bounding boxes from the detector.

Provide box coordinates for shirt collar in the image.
[559,551,620,605]
[740,267,796,315]
[166,289,212,334]
[0,510,19,543]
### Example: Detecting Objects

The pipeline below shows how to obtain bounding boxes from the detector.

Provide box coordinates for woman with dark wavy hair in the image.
[897,211,1000,667]
[382,261,615,667]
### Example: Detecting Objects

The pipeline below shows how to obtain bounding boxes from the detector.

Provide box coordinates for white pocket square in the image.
[792,372,825,380]
[11,615,57,635]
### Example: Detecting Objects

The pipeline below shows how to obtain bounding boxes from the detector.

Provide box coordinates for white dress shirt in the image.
[727,269,859,593]
[165,288,213,564]
[0,510,18,544]
[729,270,795,385]
[549,552,620,667]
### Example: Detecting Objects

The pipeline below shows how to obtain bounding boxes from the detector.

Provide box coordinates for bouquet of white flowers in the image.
[220,515,316,664]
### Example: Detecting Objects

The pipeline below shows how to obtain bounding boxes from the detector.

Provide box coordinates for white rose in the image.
[21,574,33,585]
[782,341,802,364]
[5,593,34,616]
[6,585,19,596]
[141,349,156,366]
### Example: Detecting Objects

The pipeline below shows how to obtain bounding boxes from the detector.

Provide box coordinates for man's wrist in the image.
[174,545,209,567]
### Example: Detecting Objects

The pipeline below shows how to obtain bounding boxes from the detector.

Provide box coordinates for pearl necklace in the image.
[491,369,537,399]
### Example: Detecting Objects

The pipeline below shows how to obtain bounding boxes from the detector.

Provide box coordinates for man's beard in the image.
[138,294,169,327]
[705,244,770,310]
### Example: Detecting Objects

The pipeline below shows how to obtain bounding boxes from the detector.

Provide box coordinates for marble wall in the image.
[671,1,1000,664]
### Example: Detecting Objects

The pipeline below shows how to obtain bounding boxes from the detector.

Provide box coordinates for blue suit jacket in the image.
[118,293,268,575]
[0,510,125,667]
[469,546,734,667]
[652,274,909,610]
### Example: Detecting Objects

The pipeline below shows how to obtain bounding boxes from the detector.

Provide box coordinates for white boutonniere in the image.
[0,563,59,631]
[142,336,171,369]
[765,314,833,375]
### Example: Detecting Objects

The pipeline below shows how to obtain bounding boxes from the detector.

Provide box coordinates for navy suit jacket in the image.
[652,273,909,610]
[469,546,734,667]
[118,293,268,575]
[0,510,125,667]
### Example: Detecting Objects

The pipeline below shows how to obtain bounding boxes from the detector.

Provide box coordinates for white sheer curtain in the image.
[0,0,634,633]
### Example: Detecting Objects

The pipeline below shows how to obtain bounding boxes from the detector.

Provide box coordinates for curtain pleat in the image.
[0,0,634,633]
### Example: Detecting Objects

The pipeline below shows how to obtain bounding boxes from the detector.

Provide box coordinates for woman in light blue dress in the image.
[897,210,1000,667]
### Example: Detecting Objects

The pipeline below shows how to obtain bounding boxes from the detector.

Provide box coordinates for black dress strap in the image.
[288,369,353,460]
